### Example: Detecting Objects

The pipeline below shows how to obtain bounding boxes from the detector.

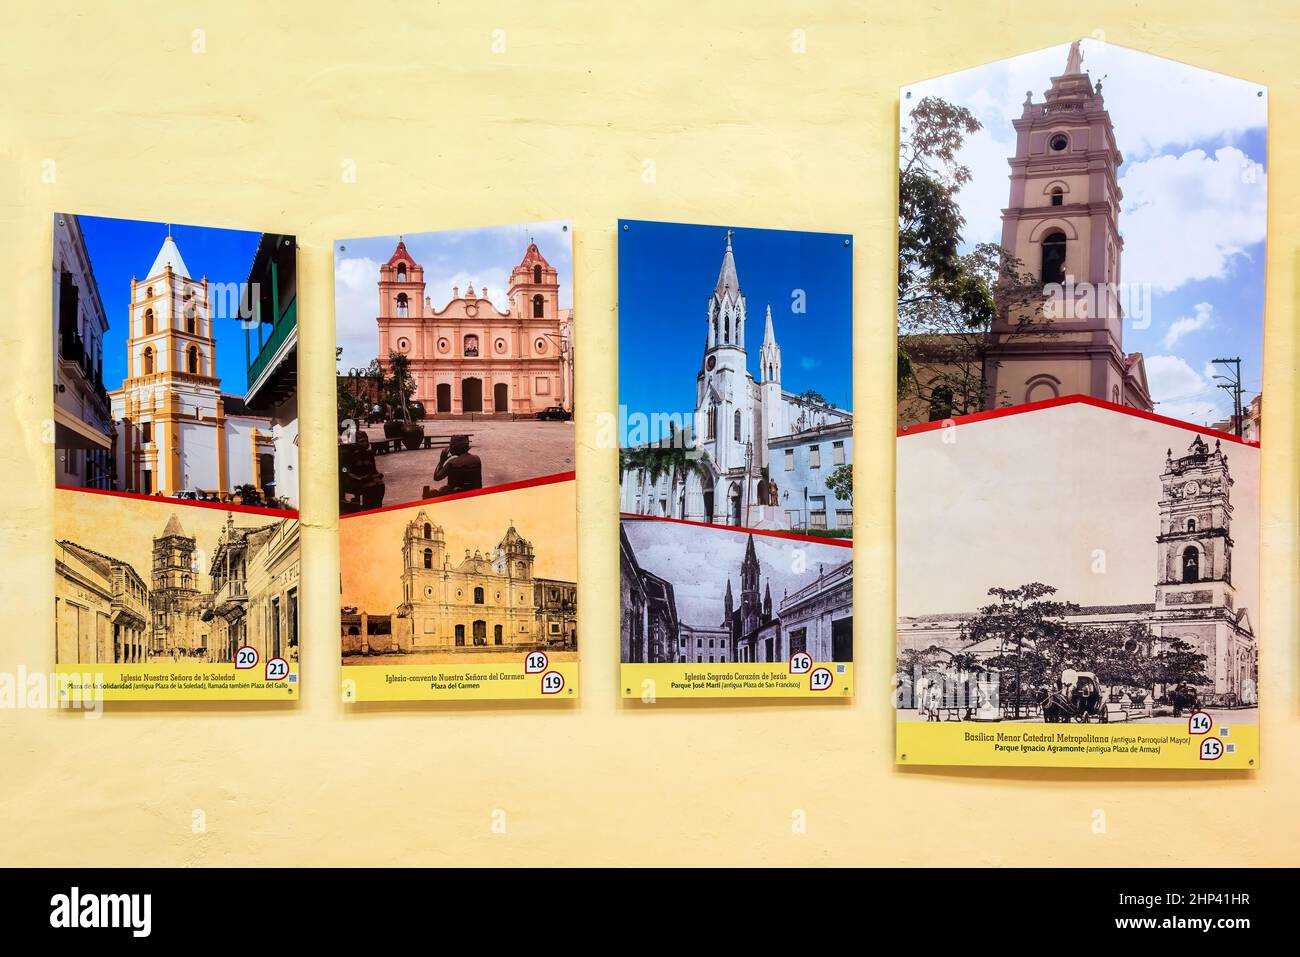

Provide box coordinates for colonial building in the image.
[53,214,114,490]
[899,42,1153,427]
[619,523,678,664]
[55,540,150,665]
[897,435,1257,705]
[620,232,852,530]
[619,521,853,665]
[242,516,300,664]
[109,230,277,500]
[375,239,574,416]
[382,514,577,653]
[242,233,299,507]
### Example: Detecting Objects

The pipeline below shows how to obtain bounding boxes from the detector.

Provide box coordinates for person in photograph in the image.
[343,432,386,510]
[430,435,482,496]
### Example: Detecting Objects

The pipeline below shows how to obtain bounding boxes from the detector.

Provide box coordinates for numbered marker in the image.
[809,666,833,691]
[525,651,549,674]
[265,657,289,681]
[1199,736,1224,761]
[1188,710,1212,735]
[540,670,565,695]
[789,651,812,675]
[235,646,259,670]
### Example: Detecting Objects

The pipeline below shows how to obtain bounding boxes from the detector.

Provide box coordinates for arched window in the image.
[724,314,730,343]
[142,347,154,375]
[1182,546,1200,583]
[928,385,954,422]
[1041,231,1067,286]
[733,409,742,442]
[474,587,485,605]
[423,548,433,569]
[144,309,154,335]
[463,334,479,357]
[1050,187,1064,207]
[532,294,544,318]
[187,346,198,374]
[396,293,409,318]
[185,307,196,334]
[397,263,407,282]
[707,405,716,440]
[533,264,542,284]
[424,523,432,539]
[1187,518,1197,532]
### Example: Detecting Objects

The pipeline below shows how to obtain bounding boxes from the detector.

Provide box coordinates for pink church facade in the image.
[375,240,573,416]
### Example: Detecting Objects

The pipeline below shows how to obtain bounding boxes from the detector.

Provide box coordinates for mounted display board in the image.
[894,40,1265,768]
[52,214,301,700]
[335,221,578,702]
[618,220,854,699]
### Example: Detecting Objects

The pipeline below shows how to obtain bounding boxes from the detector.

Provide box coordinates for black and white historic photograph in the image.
[621,517,851,665]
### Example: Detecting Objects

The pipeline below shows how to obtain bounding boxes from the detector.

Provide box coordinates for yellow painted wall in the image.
[2,1,1298,866]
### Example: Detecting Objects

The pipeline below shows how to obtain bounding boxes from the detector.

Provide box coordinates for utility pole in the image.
[1212,358,1243,438]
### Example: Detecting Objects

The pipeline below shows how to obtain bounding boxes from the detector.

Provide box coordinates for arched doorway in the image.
[462,378,483,413]
[454,624,465,646]
[493,382,508,412]
[494,624,503,645]
[472,619,487,646]
[436,383,451,413]
[729,483,742,527]
[702,473,715,524]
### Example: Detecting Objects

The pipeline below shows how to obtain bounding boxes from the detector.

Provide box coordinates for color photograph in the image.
[896,40,1265,439]
[54,213,299,510]
[619,220,853,536]
[335,221,575,514]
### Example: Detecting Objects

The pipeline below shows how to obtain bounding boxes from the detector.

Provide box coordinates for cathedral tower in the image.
[696,231,754,474]
[740,533,762,635]
[508,242,560,324]
[497,524,535,581]
[986,40,1151,413]
[151,513,200,655]
[113,230,223,495]
[1154,435,1234,609]
[1150,435,1255,702]
[758,305,785,443]
[377,240,427,359]
[402,511,446,606]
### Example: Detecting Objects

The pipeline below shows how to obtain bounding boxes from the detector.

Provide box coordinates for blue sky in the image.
[903,40,1267,425]
[334,220,573,372]
[75,214,265,392]
[618,220,853,439]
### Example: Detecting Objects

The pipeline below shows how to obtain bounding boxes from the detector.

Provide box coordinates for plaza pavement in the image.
[359,419,574,507]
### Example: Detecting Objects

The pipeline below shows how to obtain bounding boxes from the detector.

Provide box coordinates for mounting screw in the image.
[623,223,629,231]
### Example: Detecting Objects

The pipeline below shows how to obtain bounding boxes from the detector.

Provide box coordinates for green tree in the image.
[383,350,416,421]
[962,583,1080,716]
[825,463,852,505]
[898,97,1049,417]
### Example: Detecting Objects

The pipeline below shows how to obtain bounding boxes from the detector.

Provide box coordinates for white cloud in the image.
[1162,301,1214,349]
[1144,354,1224,424]
[1119,148,1266,293]
[334,255,381,372]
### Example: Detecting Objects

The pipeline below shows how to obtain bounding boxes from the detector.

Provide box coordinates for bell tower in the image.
[696,230,752,473]
[377,240,426,359]
[401,511,445,605]
[1150,434,1254,701]
[985,40,1151,412]
[1155,435,1234,608]
[508,242,559,323]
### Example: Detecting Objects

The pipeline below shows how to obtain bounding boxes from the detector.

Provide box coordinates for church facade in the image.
[899,43,1153,427]
[375,240,574,416]
[391,514,577,653]
[109,233,276,500]
[897,435,1257,706]
[620,233,853,530]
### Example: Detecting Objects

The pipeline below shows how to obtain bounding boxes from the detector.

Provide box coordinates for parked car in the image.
[537,406,572,421]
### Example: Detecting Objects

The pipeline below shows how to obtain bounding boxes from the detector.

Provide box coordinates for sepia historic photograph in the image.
[340,479,577,665]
